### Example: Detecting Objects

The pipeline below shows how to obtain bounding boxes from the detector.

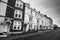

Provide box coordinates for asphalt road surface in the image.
[13,28,60,40]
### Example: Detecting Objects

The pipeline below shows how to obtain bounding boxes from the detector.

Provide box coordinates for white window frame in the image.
[13,21,17,29]
[14,10,22,19]
[17,22,21,30]
[15,0,23,9]
[13,21,22,30]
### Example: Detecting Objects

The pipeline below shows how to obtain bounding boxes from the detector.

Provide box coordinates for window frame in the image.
[15,0,23,9]
[14,10,22,19]
[13,21,22,30]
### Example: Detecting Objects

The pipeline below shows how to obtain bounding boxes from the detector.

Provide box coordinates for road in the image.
[0,30,51,40]
[0,28,60,40]
[13,28,60,40]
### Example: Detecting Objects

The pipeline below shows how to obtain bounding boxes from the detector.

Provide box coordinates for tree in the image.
[53,24,58,29]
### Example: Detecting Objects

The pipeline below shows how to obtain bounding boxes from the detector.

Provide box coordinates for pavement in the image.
[13,28,60,40]
[0,30,52,40]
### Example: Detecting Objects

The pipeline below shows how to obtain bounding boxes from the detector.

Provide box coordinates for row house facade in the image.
[35,11,41,30]
[42,15,53,30]
[0,0,53,34]
[47,17,53,29]
[24,3,38,31]
[32,9,38,30]
[24,3,41,31]
[24,3,32,32]
[6,0,25,33]
[0,0,25,33]
[0,0,9,33]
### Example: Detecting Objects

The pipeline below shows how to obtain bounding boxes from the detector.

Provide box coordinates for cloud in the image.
[22,0,60,26]
[41,7,60,26]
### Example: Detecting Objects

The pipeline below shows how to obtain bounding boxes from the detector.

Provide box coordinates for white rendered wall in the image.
[24,6,31,24]
[0,0,8,33]
[24,6,31,31]
[0,0,8,16]
[0,0,8,22]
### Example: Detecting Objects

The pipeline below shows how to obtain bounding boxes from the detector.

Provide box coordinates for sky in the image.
[22,0,60,27]
[0,0,60,27]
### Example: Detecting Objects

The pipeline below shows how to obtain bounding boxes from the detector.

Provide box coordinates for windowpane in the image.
[14,25,16,27]
[15,14,17,17]
[19,14,22,19]
[13,21,17,29]
[14,10,19,18]
[18,25,21,29]
[14,27,16,29]
[18,25,20,27]
[15,21,17,24]
[18,22,20,24]
[19,15,21,17]
[15,0,20,7]
[15,10,18,14]
[17,3,19,7]
[13,25,17,29]
[19,11,21,13]
[18,27,20,29]
[18,22,21,29]
[20,4,22,8]
[19,10,22,19]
